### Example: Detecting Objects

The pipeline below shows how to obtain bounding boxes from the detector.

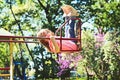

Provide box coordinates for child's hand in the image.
[50,36,60,53]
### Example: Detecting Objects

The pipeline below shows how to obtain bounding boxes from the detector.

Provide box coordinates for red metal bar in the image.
[0,35,79,40]
[60,50,80,52]
[55,17,81,35]
[0,67,10,70]
[55,18,71,35]
[0,35,49,39]
[0,35,79,43]
[0,40,80,43]
[0,40,39,43]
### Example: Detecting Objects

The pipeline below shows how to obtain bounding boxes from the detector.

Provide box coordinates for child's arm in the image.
[50,36,60,53]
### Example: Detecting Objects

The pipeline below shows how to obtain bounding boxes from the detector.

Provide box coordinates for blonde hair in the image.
[61,5,79,16]
[37,29,54,38]
[37,29,54,51]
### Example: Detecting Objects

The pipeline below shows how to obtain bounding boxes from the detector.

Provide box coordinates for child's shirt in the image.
[48,36,77,53]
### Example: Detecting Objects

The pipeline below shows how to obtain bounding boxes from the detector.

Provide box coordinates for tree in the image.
[85,0,120,31]
[1,0,120,79]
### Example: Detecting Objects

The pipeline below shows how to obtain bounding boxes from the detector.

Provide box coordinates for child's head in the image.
[61,5,79,17]
[37,29,54,51]
[37,29,54,43]
[37,29,54,38]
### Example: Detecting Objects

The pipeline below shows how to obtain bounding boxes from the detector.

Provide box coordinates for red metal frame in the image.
[0,18,82,52]
[55,17,82,52]
[0,35,78,43]
[0,67,10,70]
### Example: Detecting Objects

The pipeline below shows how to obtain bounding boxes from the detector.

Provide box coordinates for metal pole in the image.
[10,38,13,80]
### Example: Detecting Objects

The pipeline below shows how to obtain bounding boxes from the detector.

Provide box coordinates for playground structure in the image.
[0,28,14,80]
[0,17,82,80]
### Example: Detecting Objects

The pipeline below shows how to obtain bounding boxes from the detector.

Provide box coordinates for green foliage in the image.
[0,0,120,79]
[31,45,59,79]
[0,43,10,67]
[81,30,120,80]
[87,0,120,30]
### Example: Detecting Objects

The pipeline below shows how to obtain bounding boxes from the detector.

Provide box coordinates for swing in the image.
[55,17,82,52]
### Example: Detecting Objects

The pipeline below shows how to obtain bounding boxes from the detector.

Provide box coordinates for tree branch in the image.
[9,2,34,62]
[37,0,47,11]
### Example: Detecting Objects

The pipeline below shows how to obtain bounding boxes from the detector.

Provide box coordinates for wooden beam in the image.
[0,74,10,77]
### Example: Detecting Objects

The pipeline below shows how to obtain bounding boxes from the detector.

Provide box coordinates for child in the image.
[37,29,78,53]
[61,5,79,39]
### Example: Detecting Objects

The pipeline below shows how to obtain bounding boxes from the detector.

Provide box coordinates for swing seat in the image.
[55,17,82,52]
